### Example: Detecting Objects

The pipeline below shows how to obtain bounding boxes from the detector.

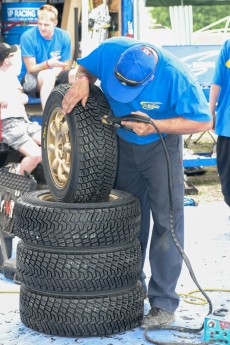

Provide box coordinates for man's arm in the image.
[62,66,97,114]
[18,89,29,105]
[209,83,220,130]
[23,56,69,74]
[121,111,213,136]
[16,78,29,105]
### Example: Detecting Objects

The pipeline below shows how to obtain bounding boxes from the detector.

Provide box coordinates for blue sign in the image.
[163,45,221,100]
[2,2,45,45]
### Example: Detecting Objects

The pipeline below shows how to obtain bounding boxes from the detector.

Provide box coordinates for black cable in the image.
[101,114,214,344]
[143,119,213,345]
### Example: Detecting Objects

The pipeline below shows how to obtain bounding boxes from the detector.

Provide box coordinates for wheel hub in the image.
[47,107,71,188]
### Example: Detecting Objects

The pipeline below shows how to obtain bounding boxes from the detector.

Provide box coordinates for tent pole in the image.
[81,0,89,57]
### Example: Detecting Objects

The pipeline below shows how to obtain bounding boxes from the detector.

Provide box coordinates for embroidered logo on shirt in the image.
[225,59,230,68]
[140,102,162,110]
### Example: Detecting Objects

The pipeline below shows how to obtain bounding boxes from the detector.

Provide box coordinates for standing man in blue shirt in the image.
[62,37,212,328]
[19,4,76,110]
[210,39,230,208]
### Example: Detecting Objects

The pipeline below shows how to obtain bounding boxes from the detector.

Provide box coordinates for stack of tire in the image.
[14,84,144,337]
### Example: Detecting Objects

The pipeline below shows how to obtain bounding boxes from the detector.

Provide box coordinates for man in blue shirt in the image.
[19,4,76,110]
[62,37,212,328]
[210,39,230,208]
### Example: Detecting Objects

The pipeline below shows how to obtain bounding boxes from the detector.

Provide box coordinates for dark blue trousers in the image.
[114,134,184,313]
[217,136,230,207]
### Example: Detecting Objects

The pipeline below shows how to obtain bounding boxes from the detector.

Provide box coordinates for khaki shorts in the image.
[2,118,41,150]
[21,70,70,98]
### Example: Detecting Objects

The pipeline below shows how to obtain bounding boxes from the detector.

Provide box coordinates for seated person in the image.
[0,43,42,176]
[18,4,77,110]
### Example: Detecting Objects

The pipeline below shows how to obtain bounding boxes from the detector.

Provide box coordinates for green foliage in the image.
[148,5,230,31]
[193,5,230,31]
[148,7,171,28]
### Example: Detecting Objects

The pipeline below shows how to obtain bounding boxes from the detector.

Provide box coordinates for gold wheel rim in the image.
[47,107,71,188]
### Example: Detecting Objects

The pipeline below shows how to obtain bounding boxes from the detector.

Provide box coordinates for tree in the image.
[148,5,230,31]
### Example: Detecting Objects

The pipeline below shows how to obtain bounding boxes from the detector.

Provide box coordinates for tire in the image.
[42,83,117,203]
[20,282,144,337]
[14,189,141,247]
[16,239,141,293]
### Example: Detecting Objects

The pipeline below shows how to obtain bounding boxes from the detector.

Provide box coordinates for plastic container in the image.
[1,2,45,45]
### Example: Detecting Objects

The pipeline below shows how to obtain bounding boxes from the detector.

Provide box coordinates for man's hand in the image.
[20,93,29,105]
[47,56,68,68]
[121,111,154,136]
[0,100,8,109]
[62,79,90,115]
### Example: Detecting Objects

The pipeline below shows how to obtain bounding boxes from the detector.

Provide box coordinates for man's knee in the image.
[30,155,42,166]
[37,69,56,86]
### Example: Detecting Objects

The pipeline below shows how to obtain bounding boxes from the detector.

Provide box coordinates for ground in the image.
[1,201,229,345]
[183,131,223,204]
[0,130,229,345]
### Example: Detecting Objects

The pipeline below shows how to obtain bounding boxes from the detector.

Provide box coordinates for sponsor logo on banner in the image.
[7,8,39,22]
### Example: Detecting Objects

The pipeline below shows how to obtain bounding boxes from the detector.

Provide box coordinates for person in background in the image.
[210,39,230,208]
[19,4,76,110]
[62,37,212,328]
[0,43,42,175]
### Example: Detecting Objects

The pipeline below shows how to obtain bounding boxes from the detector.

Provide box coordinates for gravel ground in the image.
[183,132,224,204]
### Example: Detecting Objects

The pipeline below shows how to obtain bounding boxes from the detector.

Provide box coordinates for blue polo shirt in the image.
[78,37,211,144]
[212,39,230,137]
[19,26,71,81]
